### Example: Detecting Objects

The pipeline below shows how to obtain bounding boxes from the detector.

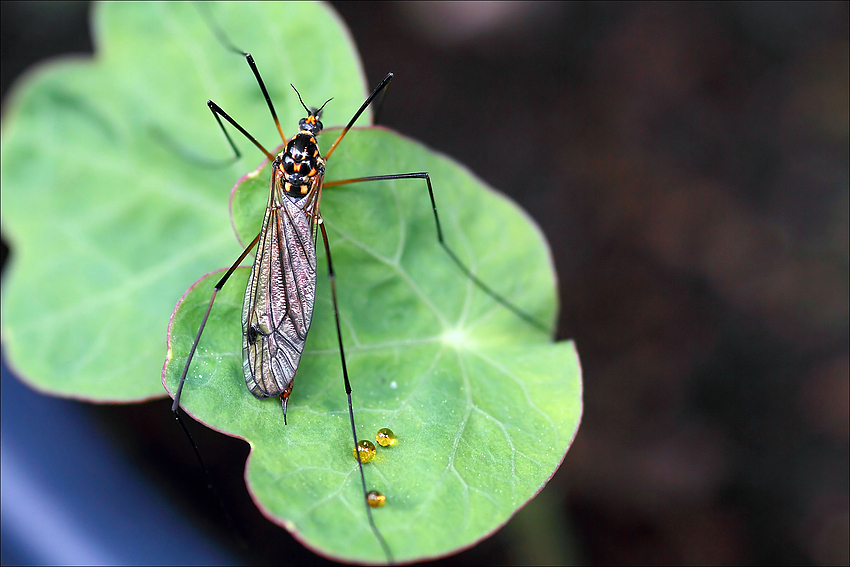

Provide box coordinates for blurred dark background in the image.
[2,2,847,565]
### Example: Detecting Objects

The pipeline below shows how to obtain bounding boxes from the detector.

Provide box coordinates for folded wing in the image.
[242,190,317,399]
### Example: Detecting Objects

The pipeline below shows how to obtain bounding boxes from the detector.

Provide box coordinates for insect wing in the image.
[242,186,317,399]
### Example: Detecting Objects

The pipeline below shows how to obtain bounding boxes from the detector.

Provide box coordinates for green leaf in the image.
[163,127,582,563]
[2,2,582,564]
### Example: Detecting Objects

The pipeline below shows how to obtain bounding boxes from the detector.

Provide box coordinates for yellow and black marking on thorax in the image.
[275,110,327,198]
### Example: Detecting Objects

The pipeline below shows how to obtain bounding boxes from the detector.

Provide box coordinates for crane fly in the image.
[169,47,399,561]
[167,21,548,566]
[239,91,329,422]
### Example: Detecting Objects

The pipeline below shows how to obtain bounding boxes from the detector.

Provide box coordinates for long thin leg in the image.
[151,94,273,169]
[148,125,242,169]
[197,3,287,145]
[324,73,394,161]
[150,58,279,168]
[207,100,274,162]
[150,55,279,168]
[172,231,262,413]
[169,231,262,553]
[318,220,394,564]
[324,173,550,333]
[370,75,392,126]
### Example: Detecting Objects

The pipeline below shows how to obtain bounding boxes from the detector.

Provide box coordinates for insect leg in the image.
[207,100,274,162]
[324,73,394,160]
[147,93,273,170]
[324,173,550,334]
[317,220,394,564]
[197,4,287,146]
[370,74,393,126]
[168,231,263,550]
[152,94,275,169]
[148,97,270,169]
[172,231,262,414]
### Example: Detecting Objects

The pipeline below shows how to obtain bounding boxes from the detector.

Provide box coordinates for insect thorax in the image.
[276,131,325,198]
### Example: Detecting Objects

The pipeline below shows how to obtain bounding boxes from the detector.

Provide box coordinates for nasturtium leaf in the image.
[163,126,582,563]
[2,2,582,564]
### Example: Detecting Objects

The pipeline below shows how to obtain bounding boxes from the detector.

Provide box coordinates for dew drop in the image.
[366,490,386,508]
[376,428,396,447]
[353,440,376,463]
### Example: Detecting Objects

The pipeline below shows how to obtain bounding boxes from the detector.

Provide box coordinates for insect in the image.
[169,50,400,561]
[168,14,547,565]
